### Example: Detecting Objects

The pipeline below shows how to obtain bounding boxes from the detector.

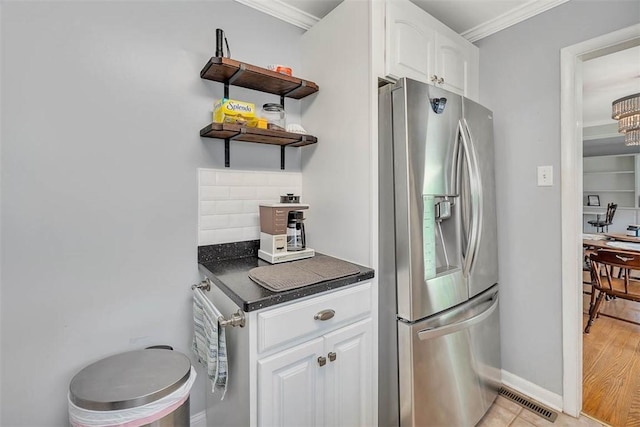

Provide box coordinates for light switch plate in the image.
[537,165,553,186]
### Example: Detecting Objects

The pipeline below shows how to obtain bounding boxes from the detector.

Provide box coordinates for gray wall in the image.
[584,135,640,157]
[0,1,303,424]
[477,1,640,395]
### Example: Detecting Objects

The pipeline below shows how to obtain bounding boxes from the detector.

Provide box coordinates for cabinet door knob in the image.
[430,75,438,83]
[318,356,327,367]
[328,352,337,362]
[314,309,335,321]
[437,77,445,84]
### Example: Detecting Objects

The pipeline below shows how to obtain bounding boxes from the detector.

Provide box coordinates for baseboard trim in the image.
[501,369,563,412]
[191,409,206,427]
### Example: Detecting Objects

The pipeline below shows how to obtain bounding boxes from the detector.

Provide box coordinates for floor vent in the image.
[498,386,559,422]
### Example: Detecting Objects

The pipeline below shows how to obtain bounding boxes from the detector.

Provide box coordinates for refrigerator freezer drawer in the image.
[397,286,501,427]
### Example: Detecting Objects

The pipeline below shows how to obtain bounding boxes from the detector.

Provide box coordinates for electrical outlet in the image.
[537,165,553,186]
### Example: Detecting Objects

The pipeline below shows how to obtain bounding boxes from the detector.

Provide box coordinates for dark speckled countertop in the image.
[198,240,375,312]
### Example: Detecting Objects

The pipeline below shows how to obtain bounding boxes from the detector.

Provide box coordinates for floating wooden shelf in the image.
[199,57,319,169]
[200,123,317,147]
[200,57,319,100]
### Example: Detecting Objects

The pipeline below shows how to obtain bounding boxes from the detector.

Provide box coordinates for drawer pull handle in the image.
[314,309,335,321]
[328,352,337,362]
[318,356,327,367]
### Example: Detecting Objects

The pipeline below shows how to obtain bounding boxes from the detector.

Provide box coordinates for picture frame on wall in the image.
[587,195,600,206]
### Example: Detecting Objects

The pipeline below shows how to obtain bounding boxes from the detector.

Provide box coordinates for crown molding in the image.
[233,0,319,30]
[462,0,570,43]
[235,0,570,40]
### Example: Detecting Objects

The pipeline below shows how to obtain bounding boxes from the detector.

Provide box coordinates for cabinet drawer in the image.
[257,282,372,354]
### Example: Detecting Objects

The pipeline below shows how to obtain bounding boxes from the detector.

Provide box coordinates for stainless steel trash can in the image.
[69,349,192,427]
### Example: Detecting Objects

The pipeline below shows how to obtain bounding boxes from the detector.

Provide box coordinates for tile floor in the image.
[476,396,609,427]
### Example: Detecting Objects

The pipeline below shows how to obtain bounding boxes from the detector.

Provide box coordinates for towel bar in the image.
[191,279,245,328]
[219,310,246,328]
[191,280,210,292]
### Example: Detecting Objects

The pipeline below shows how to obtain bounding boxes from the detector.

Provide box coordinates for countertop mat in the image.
[248,255,361,292]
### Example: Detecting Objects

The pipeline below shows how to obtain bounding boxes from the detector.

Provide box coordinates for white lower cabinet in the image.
[255,283,374,427]
[258,318,373,427]
[258,338,325,426]
[323,319,373,427]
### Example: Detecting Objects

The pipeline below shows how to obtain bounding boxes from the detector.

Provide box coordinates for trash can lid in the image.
[69,349,191,411]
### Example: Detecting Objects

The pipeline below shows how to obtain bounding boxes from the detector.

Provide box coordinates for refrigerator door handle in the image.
[463,119,484,277]
[458,120,482,278]
[416,293,498,341]
[458,121,471,263]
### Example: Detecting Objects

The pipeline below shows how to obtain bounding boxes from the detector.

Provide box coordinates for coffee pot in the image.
[286,211,306,251]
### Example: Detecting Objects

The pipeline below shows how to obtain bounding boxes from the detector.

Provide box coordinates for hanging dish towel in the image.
[192,287,228,399]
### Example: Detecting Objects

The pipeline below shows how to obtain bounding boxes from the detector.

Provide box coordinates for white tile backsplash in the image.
[210,200,245,215]
[200,215,230,230]
[229,186,258,200]
[228,213,259,228]
[200,186,229,201]
[199,201,217,216]
[199,170,218,186]
[198,168,303,245]
[214,171,247,186]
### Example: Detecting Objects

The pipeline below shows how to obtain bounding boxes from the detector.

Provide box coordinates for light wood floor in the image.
[583,292,640,426]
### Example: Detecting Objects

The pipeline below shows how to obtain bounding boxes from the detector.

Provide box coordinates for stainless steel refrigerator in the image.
[379,78,501,427]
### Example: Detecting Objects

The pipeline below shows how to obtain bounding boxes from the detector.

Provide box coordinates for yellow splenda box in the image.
[213,98,256,124]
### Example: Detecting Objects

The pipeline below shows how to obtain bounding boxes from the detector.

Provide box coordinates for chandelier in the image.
[612,93,640,146]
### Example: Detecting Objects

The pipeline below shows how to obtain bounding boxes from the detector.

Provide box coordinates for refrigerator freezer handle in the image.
[416,293,498,341]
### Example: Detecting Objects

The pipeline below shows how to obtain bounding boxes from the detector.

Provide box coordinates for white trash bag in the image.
[68,366,196,427]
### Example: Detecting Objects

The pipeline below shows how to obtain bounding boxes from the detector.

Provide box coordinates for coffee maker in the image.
[258,194,315,264]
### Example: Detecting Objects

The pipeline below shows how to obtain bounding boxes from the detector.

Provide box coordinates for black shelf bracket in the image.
[281,146,286,170]
[280,136,309,170]
[221,65,248,167]
[280,81,307,107]
[223,130,248,168]
[224,64,246,98]
[224,139,230,167]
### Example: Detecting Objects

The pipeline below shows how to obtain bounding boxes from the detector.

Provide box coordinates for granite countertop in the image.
[198,241,375,312]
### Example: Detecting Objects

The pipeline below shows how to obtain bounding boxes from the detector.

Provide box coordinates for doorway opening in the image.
[560,23,640,419]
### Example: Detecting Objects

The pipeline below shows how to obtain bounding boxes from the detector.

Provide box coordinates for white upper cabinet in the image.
[384,0,479,100]
[385,1,435,83]
[435,32,477,97]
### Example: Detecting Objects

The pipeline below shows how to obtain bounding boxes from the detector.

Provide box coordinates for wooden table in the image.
[583,233,640,252]
[605,233,640,243]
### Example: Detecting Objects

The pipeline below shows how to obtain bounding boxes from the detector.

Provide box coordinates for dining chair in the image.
[585,249,640,333]
[587,202,617,233]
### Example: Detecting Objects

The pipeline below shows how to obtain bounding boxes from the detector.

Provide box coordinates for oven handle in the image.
[417,293,498,341]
